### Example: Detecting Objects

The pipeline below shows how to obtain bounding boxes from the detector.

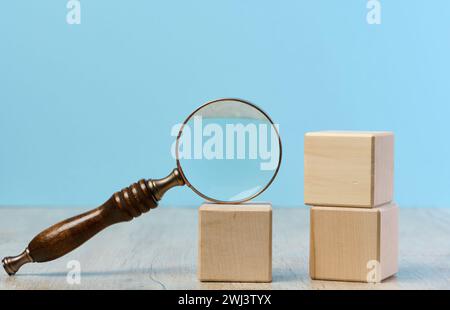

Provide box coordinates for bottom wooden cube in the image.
[310,203,398,282]
[198,203,272,282]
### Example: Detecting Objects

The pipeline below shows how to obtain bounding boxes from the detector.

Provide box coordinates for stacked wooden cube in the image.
[305,131,398,282]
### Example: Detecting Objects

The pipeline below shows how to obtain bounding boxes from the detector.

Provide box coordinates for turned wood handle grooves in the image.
[2,169,185,275]
[28,179,157,263]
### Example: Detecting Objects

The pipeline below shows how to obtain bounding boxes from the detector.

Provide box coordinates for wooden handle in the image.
[2,169,184,275]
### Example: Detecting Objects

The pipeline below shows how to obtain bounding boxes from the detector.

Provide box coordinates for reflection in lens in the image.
[176,99,281,203]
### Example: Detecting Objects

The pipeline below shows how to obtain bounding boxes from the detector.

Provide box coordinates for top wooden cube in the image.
[304,131,394,208]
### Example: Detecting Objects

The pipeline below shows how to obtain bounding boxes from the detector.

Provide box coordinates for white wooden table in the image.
[0,207,449,289]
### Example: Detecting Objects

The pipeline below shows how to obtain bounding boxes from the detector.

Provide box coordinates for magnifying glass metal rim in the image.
[175,98,283,204]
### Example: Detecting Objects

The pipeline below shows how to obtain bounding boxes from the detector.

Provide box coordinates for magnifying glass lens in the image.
[176,99,281,203]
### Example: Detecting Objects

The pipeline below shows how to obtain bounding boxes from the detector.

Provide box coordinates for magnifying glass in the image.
[2,98,282,275]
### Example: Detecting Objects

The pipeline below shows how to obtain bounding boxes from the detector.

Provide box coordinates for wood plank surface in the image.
[0,206,449,290]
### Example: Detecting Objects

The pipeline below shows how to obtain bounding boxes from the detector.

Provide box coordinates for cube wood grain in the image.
[304,131,394,208]
[310,203,398,282]
[198,203,272,282]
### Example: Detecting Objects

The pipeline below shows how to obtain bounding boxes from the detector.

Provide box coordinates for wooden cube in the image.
[310,203,398,282]
[304,131,394,208]
[198,203,272,282]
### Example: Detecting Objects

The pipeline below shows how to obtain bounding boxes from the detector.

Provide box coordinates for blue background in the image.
[1,1,449,207]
